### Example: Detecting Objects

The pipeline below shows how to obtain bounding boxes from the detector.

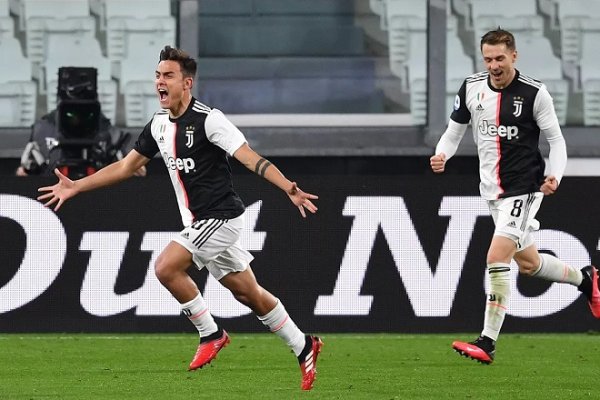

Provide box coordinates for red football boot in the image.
[297,335,323,390]
[188,329,230,371]
[579,265,600,318]
[452,336,495,364]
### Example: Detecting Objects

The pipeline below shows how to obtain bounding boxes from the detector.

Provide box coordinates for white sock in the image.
[258,299,306,356]
[532,253,583,286]
[482,263,511,341]
[181,292,218,337]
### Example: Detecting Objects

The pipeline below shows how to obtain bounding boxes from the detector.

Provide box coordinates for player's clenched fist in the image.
[430,153,446,173]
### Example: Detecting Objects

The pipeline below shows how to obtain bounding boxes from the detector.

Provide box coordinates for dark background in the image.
[1,157,599,333]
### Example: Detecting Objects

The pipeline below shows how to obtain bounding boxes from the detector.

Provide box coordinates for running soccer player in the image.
[430,28,600,364]
[38,45,323,390]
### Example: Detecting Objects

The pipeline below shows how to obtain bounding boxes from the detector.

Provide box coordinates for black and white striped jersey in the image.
[134,98,246,226]
[448,69,562,200]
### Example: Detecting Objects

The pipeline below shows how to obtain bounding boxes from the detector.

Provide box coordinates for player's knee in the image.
[231,285,262,308]
[154,256,174,284]
[514,253,540,276]
[517,260,538,276]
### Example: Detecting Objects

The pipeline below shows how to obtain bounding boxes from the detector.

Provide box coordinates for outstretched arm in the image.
[233,143,318,217]
[37,150,150,211]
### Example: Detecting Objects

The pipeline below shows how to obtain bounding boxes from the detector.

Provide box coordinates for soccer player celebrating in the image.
[430,28,600,363]
[38,46,323,390]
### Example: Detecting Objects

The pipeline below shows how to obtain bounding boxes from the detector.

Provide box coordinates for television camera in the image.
[47,67,129,178]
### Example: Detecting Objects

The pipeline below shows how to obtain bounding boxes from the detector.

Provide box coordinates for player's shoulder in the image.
[516,72,543,90]
[147,109,170,128]
[466,71,488,84]
[190,99,213,116]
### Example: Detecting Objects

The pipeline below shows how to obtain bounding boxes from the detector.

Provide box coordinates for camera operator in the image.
[15,108,142,177]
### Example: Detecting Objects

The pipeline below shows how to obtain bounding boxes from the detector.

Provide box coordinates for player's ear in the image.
[184,77,193,90]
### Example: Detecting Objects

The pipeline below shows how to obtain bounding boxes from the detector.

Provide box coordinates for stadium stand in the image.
[470,0,543,55]
[119,35,168,127]
[0,35,36,126]
[556,0,600,71]
[407,32,474,125]
[0,0,14,39]
[538,0,561,29]
[89,0,174,79]
[581,31,600,126]
[196,57,384,114]
[384,0,426,78]
[195,0,385,115]
[516,36,569,125]
[0,0,593,131]
[10,0,96,83]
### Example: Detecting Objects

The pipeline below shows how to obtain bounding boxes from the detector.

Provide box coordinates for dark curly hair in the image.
[159,45,197,78]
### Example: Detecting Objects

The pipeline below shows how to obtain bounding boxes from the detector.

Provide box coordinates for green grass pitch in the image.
[1,333,599,399]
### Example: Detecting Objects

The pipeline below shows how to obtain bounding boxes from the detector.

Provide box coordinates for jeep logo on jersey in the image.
[164,154,195,173]
[185,125,194,148]
[478,120,519,140]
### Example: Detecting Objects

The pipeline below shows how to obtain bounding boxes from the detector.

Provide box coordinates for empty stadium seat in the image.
[0,36,36,127]
[451,0,470,23]
[557,0,600,67]
[581,32,600,126]
[106,18,175,78]
[89,0,174,77]
[0,0,13,39]
[384,0,426,77]
[538,0,560,29]
[470,0,543,53]
[119,36,165,127]
[44,35,117,123]
[11,0,95,68]
[516,36,569,125]
[89,0,172,30]
[407,32,474,125]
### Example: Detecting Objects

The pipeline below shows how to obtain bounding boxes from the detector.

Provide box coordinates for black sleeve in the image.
[133,120,159,158]
[449,80,471,124]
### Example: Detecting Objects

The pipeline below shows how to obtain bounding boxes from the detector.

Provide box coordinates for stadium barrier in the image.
[1,175,599,333]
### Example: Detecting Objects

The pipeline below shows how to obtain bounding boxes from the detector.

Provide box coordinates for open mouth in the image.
[158,88,168,101]
[490,70,502,79]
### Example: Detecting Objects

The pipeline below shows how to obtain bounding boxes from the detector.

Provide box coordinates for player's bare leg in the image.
[220,267,323,390]
[453,236,514,363]
[515,244,600,318]
[155,241,226,370]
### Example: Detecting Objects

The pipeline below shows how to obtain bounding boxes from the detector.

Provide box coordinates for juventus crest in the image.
[512,97,523,117]
[185,125,195,148]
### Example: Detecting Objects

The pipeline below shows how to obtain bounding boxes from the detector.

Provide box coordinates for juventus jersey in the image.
[449,70,561,200]
[134,98,246,226]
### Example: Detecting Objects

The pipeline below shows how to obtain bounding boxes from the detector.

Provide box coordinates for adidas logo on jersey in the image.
[476,104,484,111]
[158,136,165,143]
[181,231,190,239]
[507,221,517,228]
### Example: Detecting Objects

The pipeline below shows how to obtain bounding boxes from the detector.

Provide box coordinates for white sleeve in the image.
[435,119,468,159]
[204,108,247,156]
[534,86,567,183]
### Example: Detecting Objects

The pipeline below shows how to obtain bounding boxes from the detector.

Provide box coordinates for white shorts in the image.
[488,192,543,252]
[173,213,253,280]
